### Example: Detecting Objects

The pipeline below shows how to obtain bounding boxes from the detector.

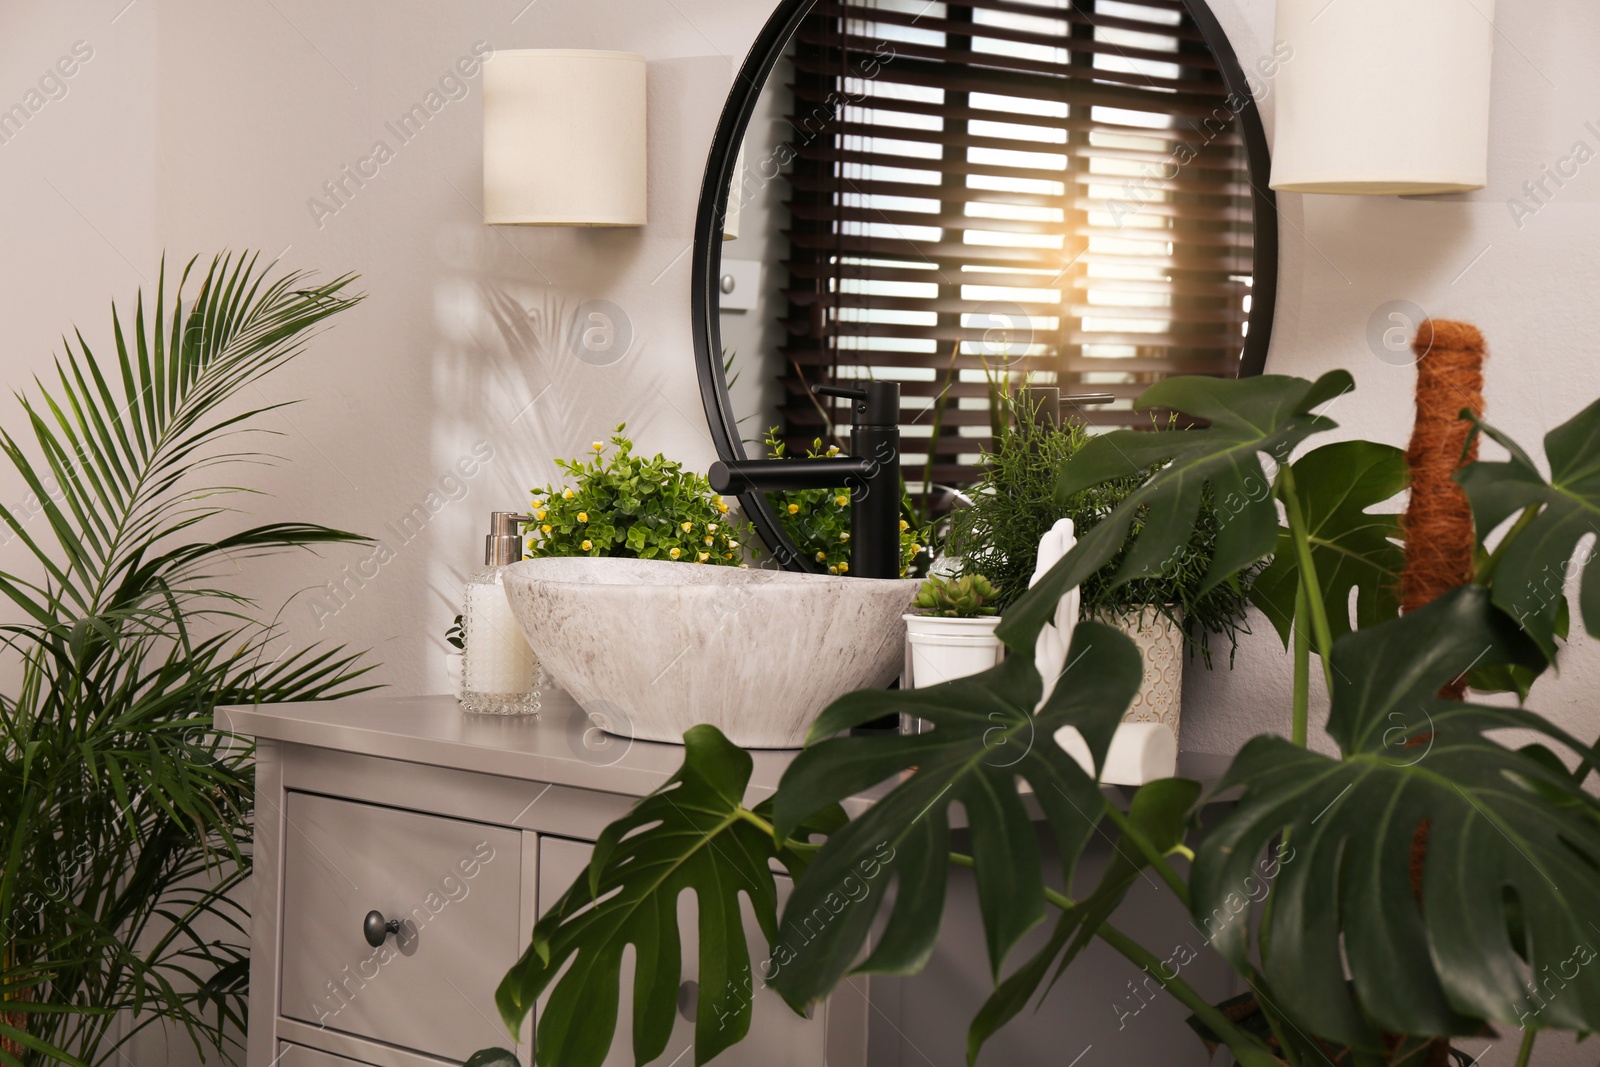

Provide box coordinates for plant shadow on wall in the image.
[471,370,1600,1067]
[0,254,376,1065]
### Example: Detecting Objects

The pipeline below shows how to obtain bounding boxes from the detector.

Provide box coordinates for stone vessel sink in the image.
[502,557,919,749]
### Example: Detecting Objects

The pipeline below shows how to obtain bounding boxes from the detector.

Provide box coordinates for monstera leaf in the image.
[1001,372,1353,650]
[966,777,1201,1066]
[1192,586,1600,1050]
[766,622,1143,1012]
[1251,441,1408,643]
[1458,399,1600,659]
[492,726,837,1067]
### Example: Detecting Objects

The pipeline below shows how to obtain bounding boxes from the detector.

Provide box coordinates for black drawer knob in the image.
[363,910,402,947]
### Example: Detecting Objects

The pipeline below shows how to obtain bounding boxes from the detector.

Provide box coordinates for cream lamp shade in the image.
[483,49,647,225]
[1270,0,1496,195]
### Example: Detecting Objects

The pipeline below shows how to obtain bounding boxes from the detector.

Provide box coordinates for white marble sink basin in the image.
[502,558,919,749]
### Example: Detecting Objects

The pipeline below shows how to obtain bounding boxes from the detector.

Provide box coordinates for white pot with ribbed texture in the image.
[1102,607,1184,739]
[903,614,1004,689]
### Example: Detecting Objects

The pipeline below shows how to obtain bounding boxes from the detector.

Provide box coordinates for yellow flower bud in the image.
[816,551,827,562]
[532,499,544,509]
[670,547,682,559]
[562,489,575,500]
[536,509,547,521]
[541,524,553,535]
[839,531,850,542]
[787,503,800,515]
[899,519,910,531]
[704,536,714,546]
[828,565,839,574]
[591,442,604,452]
[838,562,849,573]
[577,512,589,523]
[910,543,922,554]
[698,552,710,562]
[581,539,593,552]
[718,501,730,514]
[724,553,734,560]
[826,445,840,457]
[727,539,739,549]
[707,524,718,533]
[835,495,849,507]
[681,521,694,532]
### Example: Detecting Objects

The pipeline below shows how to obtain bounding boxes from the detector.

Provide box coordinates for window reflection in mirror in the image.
[717,0,1260,514]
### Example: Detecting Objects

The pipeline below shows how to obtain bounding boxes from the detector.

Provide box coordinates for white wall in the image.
[3,1,1596,1064]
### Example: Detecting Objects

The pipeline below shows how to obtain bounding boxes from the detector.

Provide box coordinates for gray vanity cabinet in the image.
[227,692,869,1067]
[279,794,524,1062]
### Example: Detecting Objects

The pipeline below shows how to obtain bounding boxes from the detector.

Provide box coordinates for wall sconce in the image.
[483,49,647,225]
[1270,0,1496,195]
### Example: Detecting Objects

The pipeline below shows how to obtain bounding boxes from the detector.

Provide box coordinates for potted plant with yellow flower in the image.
[526,425,752,565]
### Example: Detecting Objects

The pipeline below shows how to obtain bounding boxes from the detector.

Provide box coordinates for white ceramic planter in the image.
[1102,607,1184,738]
[903,614,1004,688]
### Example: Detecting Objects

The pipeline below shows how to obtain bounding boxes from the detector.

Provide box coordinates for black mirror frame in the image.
[691,0,1279,572]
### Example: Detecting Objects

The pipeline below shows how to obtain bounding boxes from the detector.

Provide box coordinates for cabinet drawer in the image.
[280,792,523,1063]
[537,837,827,1067]
[279,1045,374,1067]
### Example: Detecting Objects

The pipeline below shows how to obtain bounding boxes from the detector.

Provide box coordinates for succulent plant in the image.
[913,573,999,618]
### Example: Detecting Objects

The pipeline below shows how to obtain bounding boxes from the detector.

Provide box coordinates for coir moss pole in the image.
[1401,322,1486,697]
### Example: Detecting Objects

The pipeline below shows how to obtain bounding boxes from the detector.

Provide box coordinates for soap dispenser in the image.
[461,512,542,716]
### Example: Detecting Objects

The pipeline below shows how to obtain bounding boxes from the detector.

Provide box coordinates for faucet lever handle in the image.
[813,382,900,426]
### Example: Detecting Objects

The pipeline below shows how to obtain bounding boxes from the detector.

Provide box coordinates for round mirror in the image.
[693,0,1277,569]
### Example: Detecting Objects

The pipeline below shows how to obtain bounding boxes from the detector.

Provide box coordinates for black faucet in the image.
[710,381,903,579]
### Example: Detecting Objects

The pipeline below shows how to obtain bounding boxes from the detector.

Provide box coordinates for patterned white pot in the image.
[1101,607,1183,738]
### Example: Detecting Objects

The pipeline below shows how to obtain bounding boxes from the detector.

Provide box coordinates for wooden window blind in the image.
[777,0,1255,490]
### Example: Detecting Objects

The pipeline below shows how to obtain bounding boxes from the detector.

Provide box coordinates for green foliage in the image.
[768,629,1139,1008]
[967,776,1200,1063]
[943,406,1256,665]
[462,1051,519,1067]
[527,426,752,565]
[1194,584,1599,1050]
[1458,401,1600,658]
[481,372,1600,1067]
[999,372,1352,653]
[913,573,999,617]
[1250,440,1408,643]
[493,726,843,1067]
[0,254,375,1065]
[446,613,465,650]
[762,429,925,576]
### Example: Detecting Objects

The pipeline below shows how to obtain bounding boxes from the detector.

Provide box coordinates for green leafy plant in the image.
[762,429,924,576]
[527,426,752,565]
[943,399,1254,664]
[913,573,998,618]
[476,373,1600,1067]
[446,613,465,650]
[0,254,376,1065]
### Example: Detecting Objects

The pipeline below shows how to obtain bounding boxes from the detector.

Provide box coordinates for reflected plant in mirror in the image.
[761,428,926,576]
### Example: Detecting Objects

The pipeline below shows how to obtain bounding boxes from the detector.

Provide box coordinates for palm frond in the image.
[0,252,375,1065]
